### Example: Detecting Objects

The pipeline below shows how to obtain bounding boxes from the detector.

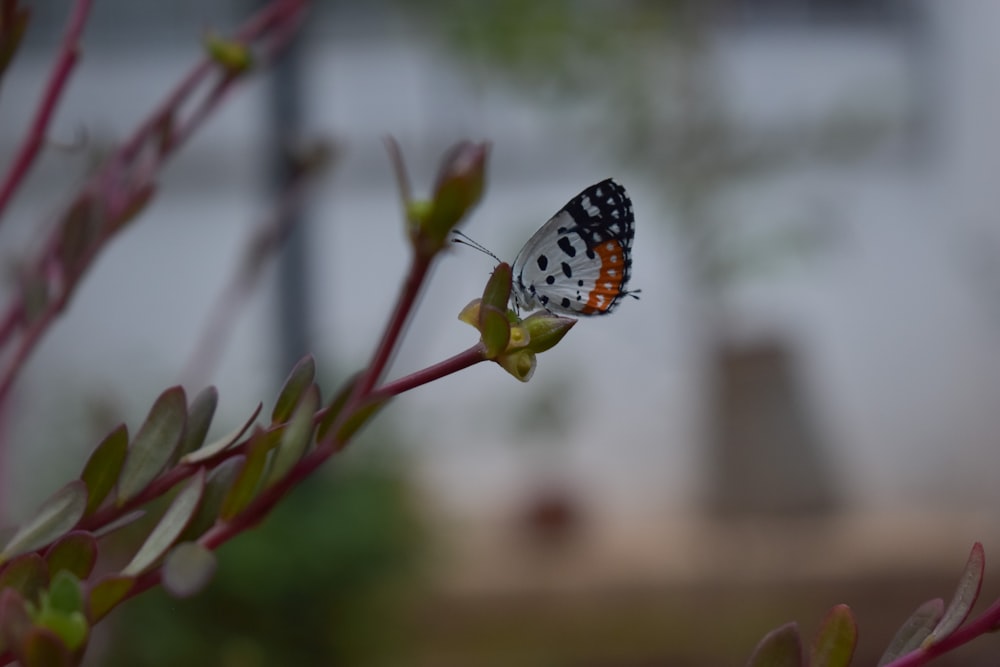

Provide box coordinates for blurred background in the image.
[3,0,1000,664]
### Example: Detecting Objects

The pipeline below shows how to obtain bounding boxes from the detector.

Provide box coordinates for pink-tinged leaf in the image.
[315,373,361,443]
[118,387,187,503]
[335,397,387,444]
[56,197,101,280]
[173,386,219,463]
[181,457,244,541]
[180,403,261,465]
[0,481,87,564]
[162,542,216,598]
[20,627,72,667]
[108,180,156,233]
[923,542,985,648]
[0,587,31,655]
[44,532,97,580]
[746,622,803,667]
[87,575,134,622]
[121,470,205,577]
[80,425,128,516]
[219,428,283,520]
[265,386,319,487]
[878,598,944,666]
[810,604,857,667]
[271,355,316,424]
[0,554,47,603]
[92,510,145,540]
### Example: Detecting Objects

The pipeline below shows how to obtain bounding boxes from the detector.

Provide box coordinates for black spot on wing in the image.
[557,236,576,258]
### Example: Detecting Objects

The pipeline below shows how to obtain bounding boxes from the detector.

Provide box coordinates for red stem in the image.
[350,252,433,401]
[0,0,93,221]
[369,343,486,400]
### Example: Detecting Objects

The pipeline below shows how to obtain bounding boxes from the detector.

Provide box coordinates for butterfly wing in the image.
[512,178,635,316]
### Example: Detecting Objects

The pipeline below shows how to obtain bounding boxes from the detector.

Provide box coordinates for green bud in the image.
[419,141,490,251]
[204,34,253,74]
[522,312,576,353]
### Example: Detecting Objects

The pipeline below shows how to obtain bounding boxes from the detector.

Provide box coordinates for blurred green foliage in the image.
[101,456,424,667]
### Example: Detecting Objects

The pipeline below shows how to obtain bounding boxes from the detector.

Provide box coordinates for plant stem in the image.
[369,343,486,400]
[0,0,93,222]
[352,252,434,401]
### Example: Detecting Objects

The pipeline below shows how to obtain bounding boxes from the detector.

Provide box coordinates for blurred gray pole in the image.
[266,11,311,377]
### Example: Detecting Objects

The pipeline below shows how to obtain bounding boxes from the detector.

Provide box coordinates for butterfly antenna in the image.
[451,230,501,263]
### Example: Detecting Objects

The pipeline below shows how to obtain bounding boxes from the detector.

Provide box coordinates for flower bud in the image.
[497,349,536,383]
[419,141,489,251]
[521,312,576,353]
[204,34,253,74]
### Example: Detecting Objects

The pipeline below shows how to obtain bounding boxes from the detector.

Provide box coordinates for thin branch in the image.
[369,343,485,401]
[0,0,93,221]
[0,0,308,408]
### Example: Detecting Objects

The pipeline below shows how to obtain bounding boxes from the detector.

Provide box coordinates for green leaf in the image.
[0,554,47,603]
[272,355,316,424]
[44,532,97,580]
[20,627,72,667]
[118,387,187,504]
[923,542,985,647]
[80,425,128,516]
[174,386,219,463]
[180,402,261,465]
[265,385,319,487]
[121,470,205,577]
[0,481,87,564]
[87,575,134,622]
[45,571,84,615]
[746,622,803,667]
[181,457,244,541]
[33,573,88,652]
[810,604,857,667]
[162,542,216,599]
[91,510,145,540]
[878,598,944,665]
[219,435,273,521]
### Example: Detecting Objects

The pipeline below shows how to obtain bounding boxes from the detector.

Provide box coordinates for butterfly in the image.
[510,178,638,316]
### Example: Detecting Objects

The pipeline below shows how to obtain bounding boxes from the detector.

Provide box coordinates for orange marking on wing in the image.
[582,239,625,314]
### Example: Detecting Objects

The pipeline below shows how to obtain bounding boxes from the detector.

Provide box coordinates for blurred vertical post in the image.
[263,0,311,376]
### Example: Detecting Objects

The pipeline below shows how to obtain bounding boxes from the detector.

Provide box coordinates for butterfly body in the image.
[511,178,636,316]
